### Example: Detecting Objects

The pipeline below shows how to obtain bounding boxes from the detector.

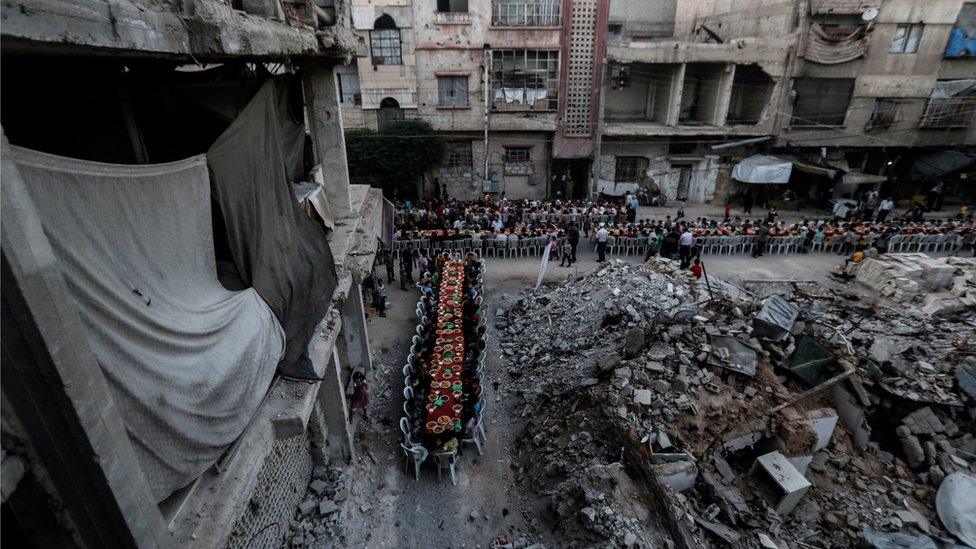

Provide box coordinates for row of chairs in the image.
[399,262,487,485]
[587,232,969,257]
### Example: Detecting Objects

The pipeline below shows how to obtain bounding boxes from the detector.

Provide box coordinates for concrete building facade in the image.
[592,0,975,204]
[341,0,974,204]
[1,1,385,547]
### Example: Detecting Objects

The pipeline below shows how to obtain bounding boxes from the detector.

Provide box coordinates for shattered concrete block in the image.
[298,500,316,515]
[751,451,811,515]
[633,390,653,406]
[309,479,328,496]
[598,353,622,373]
[318,500,338,515]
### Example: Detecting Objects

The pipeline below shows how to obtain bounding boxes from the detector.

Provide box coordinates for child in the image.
[559,237,573,267]
[349,371,368,420]
[690,258,703,280]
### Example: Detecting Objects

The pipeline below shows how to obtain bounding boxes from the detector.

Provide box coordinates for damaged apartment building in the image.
[586,0,974,204]
[338,0,975,203]
[1,0,393,547]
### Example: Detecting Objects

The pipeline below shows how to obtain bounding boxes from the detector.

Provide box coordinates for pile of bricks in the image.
[855,254,976,315]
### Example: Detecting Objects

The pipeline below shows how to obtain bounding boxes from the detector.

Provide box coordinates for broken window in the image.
[338,72,361,105]
[727,65,773,125]
[608,23,624,37]
[445,141,473,168]
[491,0,561,27]
[945,2,976,58]
[790,78,853,127]
[679,63,726,125]
[604,63,676,124]
[919,80,976,128]
[437,0,468,12]
[865,99,901,130]
[491,49,560,111]
[891,24,924,53]
[614,157,648,183]
[370,15,402,66]
[437,76,469,107]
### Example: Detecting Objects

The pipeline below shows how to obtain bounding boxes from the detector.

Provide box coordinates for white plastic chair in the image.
[404,386,414,400]
[433,451,459,485]
[461,415,485,455]
[399,417,413,445]
[402,443,428,481]
[402,364,413,378]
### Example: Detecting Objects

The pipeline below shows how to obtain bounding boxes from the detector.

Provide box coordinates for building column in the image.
[302,59,353,218]
[667,63,686,127]
[316,347,355,461]
[337,283,373,378]
[714,64,737,127]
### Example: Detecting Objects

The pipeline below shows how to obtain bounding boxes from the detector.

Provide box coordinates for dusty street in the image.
[334,249,868,547]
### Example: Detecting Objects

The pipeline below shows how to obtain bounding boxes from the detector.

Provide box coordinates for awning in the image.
[805,22,872,65]
[842,171,887,185]
[913,150,976,178]
[732,154,840,183]
[731,154,792,184]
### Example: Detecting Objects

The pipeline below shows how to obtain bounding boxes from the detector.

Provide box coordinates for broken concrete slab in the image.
[751,451,811,515]
[752,295,798,342]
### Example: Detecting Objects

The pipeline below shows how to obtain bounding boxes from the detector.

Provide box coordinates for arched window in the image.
[377,97,404,129]
[370,15,402,65]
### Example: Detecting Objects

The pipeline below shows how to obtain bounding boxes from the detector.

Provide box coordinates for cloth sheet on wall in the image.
[208,77,338,379]
[9,146,285,502]
[805,22,872,64]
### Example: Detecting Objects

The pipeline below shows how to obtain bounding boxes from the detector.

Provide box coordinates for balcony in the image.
[491,0,561,27]
[435,11,471,24]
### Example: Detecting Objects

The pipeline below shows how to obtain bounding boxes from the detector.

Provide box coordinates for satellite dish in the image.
[862,8,879,21]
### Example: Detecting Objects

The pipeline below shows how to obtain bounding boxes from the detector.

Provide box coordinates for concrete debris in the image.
[499,259,975,548]
[284,461,351,547]
[855,254,976,317]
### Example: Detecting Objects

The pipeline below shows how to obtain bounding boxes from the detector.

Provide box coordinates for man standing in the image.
[568,224,580,264]
[678,226,694,268]
[383,248,396,283]
[864,189,879,219]
[676,199,686,220]
[596,223,609,262]
[399,244,415,290]
[752,224,769,258]
[877,196,894,222]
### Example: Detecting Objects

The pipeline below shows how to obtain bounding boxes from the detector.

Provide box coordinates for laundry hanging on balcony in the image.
[208,77,338,380]
[805,22,873,64]
[9,147,286,502]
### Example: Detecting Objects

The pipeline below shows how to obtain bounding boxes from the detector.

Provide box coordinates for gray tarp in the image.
[208,78,338,379]
[10,147,285,502]
[731,154,793,184]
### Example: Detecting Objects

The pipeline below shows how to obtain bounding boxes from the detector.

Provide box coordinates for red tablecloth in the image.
[422,261,467,436]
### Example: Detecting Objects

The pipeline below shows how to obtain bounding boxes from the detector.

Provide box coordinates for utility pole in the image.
[483,44,492,185]
[590,57,608,198]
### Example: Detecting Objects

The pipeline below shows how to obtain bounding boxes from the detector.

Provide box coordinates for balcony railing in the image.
[491,0,561,27]
[435,11,471,23]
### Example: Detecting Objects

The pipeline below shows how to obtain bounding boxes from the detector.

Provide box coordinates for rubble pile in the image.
[500,259,975,548]
[284,462,351,547]
[855,253,976,316]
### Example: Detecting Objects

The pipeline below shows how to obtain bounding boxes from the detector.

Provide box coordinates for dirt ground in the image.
[334,246,940,547]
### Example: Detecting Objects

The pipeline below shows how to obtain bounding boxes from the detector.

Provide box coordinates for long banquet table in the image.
[422,260,467,437]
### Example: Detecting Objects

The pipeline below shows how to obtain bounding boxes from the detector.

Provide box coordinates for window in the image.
[608,23,623,37]
[437,76,469,107]
[920,80,976,128]
[791,78,854,126]
[370,15,402,65]
[891,24,924,53]
[614,157,648,182]
[437,0,468,12]
[504,146,531,163]
[945,3,976,58]
[445,141,473,168]
[492,0,561,27]
[338,72,361,105]
[490,49,560,110]
[866,99,901,129]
